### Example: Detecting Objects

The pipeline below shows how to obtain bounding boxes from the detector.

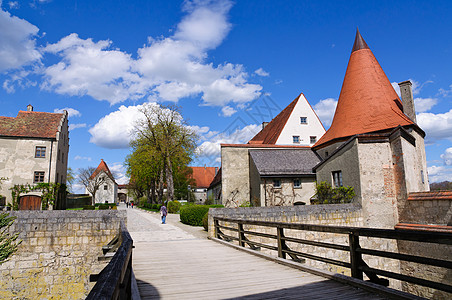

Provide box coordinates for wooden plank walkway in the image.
[124,206,389,299]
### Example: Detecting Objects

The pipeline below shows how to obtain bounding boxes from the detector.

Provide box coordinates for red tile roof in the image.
[0,111,64,139]
[408,191,452,201]
[189,167,217,188]
[90,159,116,183]
[314,30,414,149]
[248,94,301,144]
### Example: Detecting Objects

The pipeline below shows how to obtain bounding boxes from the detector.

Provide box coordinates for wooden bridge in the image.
[88,206,451,300]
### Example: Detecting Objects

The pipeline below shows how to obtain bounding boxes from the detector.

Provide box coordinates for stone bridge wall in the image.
[208,204,400,288]
[0,210,126,299]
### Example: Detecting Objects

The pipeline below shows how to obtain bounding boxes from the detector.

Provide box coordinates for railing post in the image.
[349,232,363,280]
[238,222,245,247]
[214,218,220,239]
[277,227,287,259]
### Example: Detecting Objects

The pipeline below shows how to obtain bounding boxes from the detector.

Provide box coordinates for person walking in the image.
[160,204,168,224]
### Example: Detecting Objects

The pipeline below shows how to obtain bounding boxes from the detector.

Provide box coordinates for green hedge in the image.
[167,201,181,213]
[83,205,95,210]
[180,205,210,226]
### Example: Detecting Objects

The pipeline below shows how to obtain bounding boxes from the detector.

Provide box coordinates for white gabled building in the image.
[87,159,118,204]
[221,93,326,207]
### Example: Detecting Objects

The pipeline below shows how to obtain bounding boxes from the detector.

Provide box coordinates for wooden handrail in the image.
[87,221,133,300]
[213,216,452,294]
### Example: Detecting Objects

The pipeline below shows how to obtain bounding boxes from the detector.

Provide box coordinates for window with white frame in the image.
[332,171,343,187]
[300,117,307,124]
[293,136,300,144]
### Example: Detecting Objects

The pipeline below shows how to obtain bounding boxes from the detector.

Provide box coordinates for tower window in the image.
[310,136,317,144]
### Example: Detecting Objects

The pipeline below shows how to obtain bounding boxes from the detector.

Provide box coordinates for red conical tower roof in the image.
[314,29,413,149]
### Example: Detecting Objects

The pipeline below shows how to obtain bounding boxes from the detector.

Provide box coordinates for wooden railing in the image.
[213,217,452,294]
[87,221,133,300]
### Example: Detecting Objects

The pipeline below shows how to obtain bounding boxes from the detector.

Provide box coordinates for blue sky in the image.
[1,0,451,189]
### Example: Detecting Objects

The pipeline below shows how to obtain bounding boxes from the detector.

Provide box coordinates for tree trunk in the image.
[150,180,156,204]
[166,156,174,202]
[158,168,164,203]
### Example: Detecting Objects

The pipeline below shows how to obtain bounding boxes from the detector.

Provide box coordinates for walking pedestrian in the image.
[160,204,168,224]
[131,201,134,209]
[126,201,129,208]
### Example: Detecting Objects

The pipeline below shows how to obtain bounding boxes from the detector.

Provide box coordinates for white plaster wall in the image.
[221,147,250,207]
[93,175,118,204]
[276,94,326,146]
[402,130,429,192]
[0,138,54,205]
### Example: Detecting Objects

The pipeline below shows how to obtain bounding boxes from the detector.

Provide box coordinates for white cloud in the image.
[8,1,19,9]
[88,104,147,149]
[440,147,452,166]
[439,84,452,97]
[0,7,41,72]
[197,124,260,159]
[69,123,86,130]
[39,0,261,107]
[74,155,91,161]
[254,68,269,77]
[313,98,337,127]
[417,109,452,142]
[109,162,129,185]
[221,105,236,117]
[414,97,437,113]
[427,165,452,183]
[54,107,81,117]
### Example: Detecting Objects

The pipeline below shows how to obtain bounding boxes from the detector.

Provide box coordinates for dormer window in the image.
[300,117,307,124]
[293,136,300,144]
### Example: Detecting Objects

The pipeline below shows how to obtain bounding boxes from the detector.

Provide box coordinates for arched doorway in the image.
[19,195,42,210]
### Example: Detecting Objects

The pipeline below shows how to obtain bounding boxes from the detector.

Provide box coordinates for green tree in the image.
[0,212,22,264]
[131,104,198,202]
[66,167,75,193]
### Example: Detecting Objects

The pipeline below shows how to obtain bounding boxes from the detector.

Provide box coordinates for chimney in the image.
[27,104,33,112]
[262,122,269,130]
[398,80,416,122]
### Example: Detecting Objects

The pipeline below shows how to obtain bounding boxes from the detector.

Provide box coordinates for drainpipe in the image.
[48,140,53,183]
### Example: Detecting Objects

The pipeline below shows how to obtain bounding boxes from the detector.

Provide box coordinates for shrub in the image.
[202,212,209,231]
[204,196,214,205]
[138,196,147,207]
[312,181,355,204]
[99,204,109,210]
[180,205,210,226]
[83,205,95,210]
[208,204,224,208]
[167,200,181,213]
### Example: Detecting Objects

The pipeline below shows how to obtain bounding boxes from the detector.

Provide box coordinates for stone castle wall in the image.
[0,210,126,300]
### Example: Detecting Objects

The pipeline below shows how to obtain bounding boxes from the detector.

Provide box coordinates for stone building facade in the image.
[0,105,69,207]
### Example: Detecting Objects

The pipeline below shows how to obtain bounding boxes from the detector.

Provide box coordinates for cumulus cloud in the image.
[254,68,269,77]
[417,109,452,142]
[414,97,437,113]
[313,98,337,127]
[0,6,41,72]
[69,123,86,130]
[197,124,260,160]
[427,165,452,183]
[221,105,237,117]
[88,104,147,149]
[38,0,261,106]
[441,147,452,166]
[54,107,81,117]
